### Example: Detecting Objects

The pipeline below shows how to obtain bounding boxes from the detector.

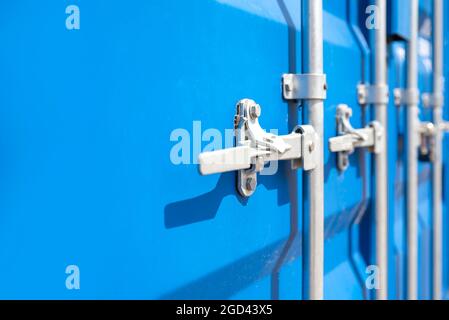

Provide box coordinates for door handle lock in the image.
[198,99,319,197]
[418,122,437,162]
[329,104,383,172]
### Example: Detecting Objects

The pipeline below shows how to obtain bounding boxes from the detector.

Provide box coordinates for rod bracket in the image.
[357,84,389,105]
[393,88,420,106]
[328,104,384,172]
[422,93,445,108]
[198,99,319,197]
[282,73,327,101]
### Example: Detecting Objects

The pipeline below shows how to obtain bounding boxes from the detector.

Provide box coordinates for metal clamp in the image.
[393,88,420,106]
[328,104,383,172]
[198,99,319,197]
[357,84,389,105]
[282,73,327,101]
[422,93,444,108]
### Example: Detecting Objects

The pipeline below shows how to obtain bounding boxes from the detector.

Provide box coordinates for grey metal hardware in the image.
[328,104,383,171]
[432,0,445,299]
[357,83,389,105]
[300,0,325,300]
[370,0,389,299]
[439,121,449,132]
[405,0,420,299]
[198,99,318,197]
[418,122,436,162]
[422,92,444,108]
[393,88,420,106]
[416,121,449,162]
[282,73,327,101]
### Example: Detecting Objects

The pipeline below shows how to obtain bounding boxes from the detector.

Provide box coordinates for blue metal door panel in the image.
[388,0,412,40]
[387,41,407,299]
[0,0,304,299]
[322,1,369,300]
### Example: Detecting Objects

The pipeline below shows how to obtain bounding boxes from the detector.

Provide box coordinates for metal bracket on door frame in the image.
[393,88,421,106]
[422,92,445,108]
[328,104,383,172]
[282,73,327,101]
[357,84,390,105]
[198,99,319,197]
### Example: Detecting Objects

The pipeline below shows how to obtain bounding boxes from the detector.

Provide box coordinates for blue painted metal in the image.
[0,0,446,300]
[388,0,412,40]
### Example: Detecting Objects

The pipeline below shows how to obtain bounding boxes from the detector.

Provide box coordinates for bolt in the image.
[246,177,256,192]
[308,141,315,153]
[250,104,261,119]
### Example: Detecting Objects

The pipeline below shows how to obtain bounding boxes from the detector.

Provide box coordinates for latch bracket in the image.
[393,88,420,106]
[328,104,383,172]
[357,84,389,105]
[282,73,327,101]
[422,93,445,108]
[198,99,318,197]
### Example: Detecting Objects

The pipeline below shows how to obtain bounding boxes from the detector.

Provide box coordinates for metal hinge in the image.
[357,84,389,105]
[393,88,420,106]
[282,73,327,101]
[198,99,319,197]
[328,104,383,172]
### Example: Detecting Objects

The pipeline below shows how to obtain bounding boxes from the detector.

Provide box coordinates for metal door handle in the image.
[198,99,319,197]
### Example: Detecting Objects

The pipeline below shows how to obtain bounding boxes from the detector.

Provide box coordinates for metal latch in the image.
[198,99,319,197]
[328,104,383,172]
[418,122,436,162]
[357,84,389,105]
[282,73,327,101]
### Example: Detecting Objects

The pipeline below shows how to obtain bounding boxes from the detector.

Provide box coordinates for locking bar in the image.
[422,92,445,108]
[328,104,383,171]
[393,88,420,106]
[357,83,389,105]
[282,73,327,101]
[198,99,318,197]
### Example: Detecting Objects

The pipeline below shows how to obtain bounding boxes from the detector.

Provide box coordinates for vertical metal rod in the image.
[302,0,324,300]
[432,0,444,301]
[371,0,388,300]
[406,0,419,300]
